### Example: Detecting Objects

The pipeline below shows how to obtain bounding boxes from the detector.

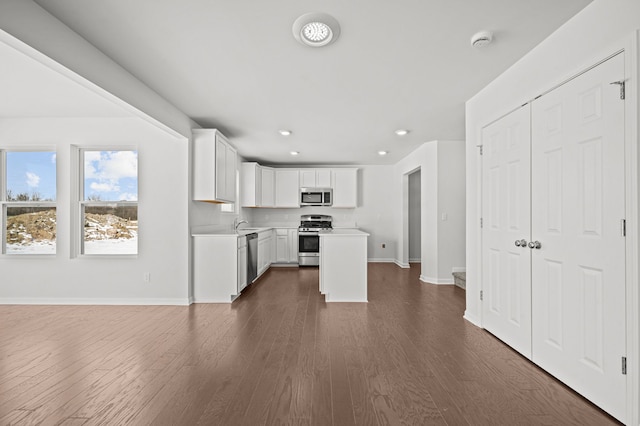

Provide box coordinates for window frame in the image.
[1,148,58,256]
[75,146,139,258]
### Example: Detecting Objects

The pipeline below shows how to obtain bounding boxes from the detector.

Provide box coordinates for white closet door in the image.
[531,53,626,421]
[482,105,532,358]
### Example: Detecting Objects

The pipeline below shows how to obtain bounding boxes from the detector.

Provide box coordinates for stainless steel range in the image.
[298,214,332,266]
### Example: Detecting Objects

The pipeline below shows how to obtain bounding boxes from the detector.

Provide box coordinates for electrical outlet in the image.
[144,272,151,282]
[382,243,386,248]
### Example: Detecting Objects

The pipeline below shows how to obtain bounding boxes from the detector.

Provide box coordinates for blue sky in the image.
[84,150,138,201]
[6,151,57,201]
[5,150,138,202]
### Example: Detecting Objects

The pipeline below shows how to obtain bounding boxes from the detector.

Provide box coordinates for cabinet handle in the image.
[528,241,542,249]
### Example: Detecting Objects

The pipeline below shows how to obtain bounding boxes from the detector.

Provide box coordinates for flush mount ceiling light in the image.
[279,129,292,136]
[293,12,341,47]
[378,151,388,156]
[395,129,409,136]
[471,31,493,48]
[290,151,300,156]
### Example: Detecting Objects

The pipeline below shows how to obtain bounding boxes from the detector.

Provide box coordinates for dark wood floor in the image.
[0,263,620,425]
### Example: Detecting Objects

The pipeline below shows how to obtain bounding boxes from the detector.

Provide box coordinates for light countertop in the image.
[191,227,273,237]
[319,229,369,237]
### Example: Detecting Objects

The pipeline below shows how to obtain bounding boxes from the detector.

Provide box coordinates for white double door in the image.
[482,53,626,421]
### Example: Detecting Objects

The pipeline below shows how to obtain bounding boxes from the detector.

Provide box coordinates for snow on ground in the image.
[6,240,56,255]
[84,237,138,255]
[6,237,138,255]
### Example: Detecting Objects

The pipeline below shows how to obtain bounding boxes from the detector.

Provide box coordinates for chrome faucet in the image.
[234,218,248,231]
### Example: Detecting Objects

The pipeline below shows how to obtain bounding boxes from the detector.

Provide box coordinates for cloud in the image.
[26,172,40,188]
[90,181,120,193]
[86,150,137,181]
[118,192,138,202]
[51,153,57,164]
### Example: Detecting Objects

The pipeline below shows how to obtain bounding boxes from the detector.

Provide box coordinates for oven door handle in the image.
[298,231,320,236]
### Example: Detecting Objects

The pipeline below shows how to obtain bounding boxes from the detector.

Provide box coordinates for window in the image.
[2,150,57,255]
[80,150,138,255]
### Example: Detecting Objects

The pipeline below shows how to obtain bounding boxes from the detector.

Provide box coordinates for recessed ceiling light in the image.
[290,151,300,156]
[293,13,341,47]
[395,129,409,136]
[279,129,292,136]
[378,151,388,156]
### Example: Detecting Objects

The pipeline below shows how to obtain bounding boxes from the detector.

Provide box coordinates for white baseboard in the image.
[0,298,191,306]
[368,258,396,263]
[452,266,467,273]
[464,311,482,328]
[394,260,410,268]
[409,257,421,263]
[419,276,455,285]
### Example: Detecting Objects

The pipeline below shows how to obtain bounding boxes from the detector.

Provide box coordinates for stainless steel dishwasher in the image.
[246,233,258,284]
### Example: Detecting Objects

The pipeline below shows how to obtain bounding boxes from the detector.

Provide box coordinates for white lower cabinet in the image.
[237,236,247,293]
[257,229,273,276]
[319,230,368,302]
[193,234,246,303]
[274,228,298,264]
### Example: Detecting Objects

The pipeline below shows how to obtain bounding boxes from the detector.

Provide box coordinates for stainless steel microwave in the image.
[300,188,332,206]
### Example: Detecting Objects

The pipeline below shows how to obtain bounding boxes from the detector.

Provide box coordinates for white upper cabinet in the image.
[261,167,275,207]
[300,169,331,188]
[275,169,300,208]
[193,129,237,203]
[331,168,358,208]
[241,162,262,207]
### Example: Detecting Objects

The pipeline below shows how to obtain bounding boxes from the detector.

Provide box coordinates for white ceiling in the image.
[30,0,592,165]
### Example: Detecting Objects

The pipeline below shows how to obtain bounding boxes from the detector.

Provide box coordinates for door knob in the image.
[528,241,542,249]
[515,239,527,247]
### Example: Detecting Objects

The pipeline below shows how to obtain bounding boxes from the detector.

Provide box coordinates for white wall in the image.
[437,141,466,277]
[395,140,466,283]
[0,118,190,304]
[249,165,397,261]
[408,170,421,261]
[465,0,640,326]
[0,3,198,304]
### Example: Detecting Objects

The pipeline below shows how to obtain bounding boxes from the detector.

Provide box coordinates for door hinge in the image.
[480,217,483,228]
[479,145,483,156]
[622,356,627,375]
[480,290,484,301]
[610,80,625,100]
[622,219,626,237]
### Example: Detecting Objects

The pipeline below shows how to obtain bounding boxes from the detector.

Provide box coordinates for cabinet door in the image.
[300,170,316,187]
[288,229,298,263]
[275,169,300,207]
[241,162,261,207]
[215,137,228,201]
[257,238,267,274]
[261,168,275,207]
[331,169,357,208]
[237,244,247,292]
[316,169,331,187]
[275,233,288,263]
[225,144,237,203]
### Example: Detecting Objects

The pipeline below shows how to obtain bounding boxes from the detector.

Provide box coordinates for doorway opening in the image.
[408,169,421,266]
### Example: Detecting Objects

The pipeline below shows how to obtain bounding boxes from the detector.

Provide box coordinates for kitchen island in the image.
[319,229,369,302]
